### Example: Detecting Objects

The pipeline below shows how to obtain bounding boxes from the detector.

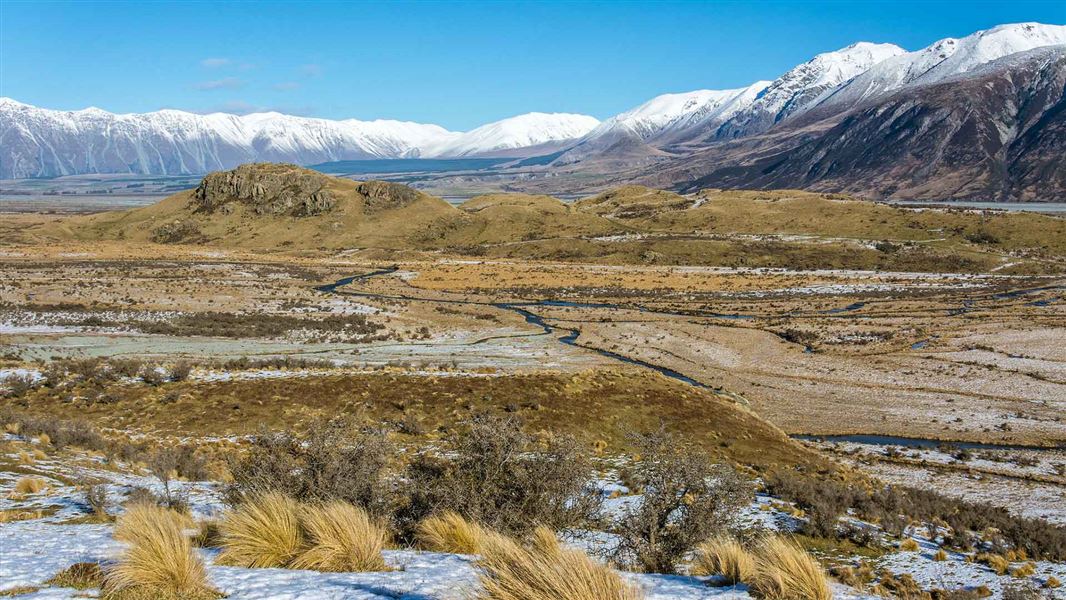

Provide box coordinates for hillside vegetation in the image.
[30,163,1066,274]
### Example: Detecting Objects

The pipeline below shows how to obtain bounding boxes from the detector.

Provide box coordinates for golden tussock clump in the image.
[476,526,644,600]
[749,536,831,600]
[103,504,218,600]
[12,476,47,496]
[899,538,920,552]
[290,501,388,572]
[417,511,489,554]
[45,562,103,590]
[216,493,388,572]
[216,492,304,568]
[691,534,755,584]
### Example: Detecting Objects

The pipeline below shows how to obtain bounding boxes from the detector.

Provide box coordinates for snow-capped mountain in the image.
[0,100,596,178]
[818,22,1066,109]
[554,83,770,164]
[423,113,599,157]
[703,42,905,142]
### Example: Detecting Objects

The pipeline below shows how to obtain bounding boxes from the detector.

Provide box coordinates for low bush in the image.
[610,430,752,573]
[399,414,599,540]
[226,418,393,515]
[476,526,644,600]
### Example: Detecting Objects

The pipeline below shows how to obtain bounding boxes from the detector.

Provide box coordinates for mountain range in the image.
[2,22,1064,200]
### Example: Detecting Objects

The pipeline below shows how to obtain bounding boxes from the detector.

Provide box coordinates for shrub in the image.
[170,361,193,382]
[476,526,644,600]
[610,430,752,573]
[103,504,217,600]
[290,502,388,572]
[84,484,109,518]
[749,536,830,600]
[399,414,599,539]
[417,511,489,554]
[0,408,106,451]
[692,534,755,584]
[3,372,39,397]
[217,492,304,568]
[226,418,393,515]
[1002,582,1043,600]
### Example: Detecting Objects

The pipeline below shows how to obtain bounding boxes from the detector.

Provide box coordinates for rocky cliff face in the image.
[192,163,336,217]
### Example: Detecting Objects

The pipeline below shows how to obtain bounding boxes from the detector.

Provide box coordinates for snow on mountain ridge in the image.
[423,112,600,157]
[0,101,596,177]
[820,22,1066,108]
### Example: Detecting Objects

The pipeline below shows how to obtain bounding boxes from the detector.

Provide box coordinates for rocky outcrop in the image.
[357,180,422,212]
[192,163,336,216]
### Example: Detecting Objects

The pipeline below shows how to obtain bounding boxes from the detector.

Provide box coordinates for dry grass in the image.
[103,504,218,600]
[290,501,388,572]
[933,549,948,561]
[749,536,830,600]
[45,562,103,589]
[417,511,488,554]
[11,476,47,496]
[899,538,920,552]
[692,534,755,584]
[217,492,303,568]
[476,526,644,600]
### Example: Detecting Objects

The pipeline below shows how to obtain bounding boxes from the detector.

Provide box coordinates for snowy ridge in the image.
[424,112,600,157]
[0,99,596,178]
[820,22,1066,108]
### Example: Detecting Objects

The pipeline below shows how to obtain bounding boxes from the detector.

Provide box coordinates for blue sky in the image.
[1,1,1063,130]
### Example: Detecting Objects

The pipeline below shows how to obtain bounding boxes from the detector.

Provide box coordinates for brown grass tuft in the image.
[217,492,303,568]
[899,538,920,552]
[45,562,103,589]
[290,502,388,572]
[12,476,47,496]
[476,526,644,600]
[749,536,830,600]
[103,504,218,600]
[417,511,489,554]
[692,534,755,584]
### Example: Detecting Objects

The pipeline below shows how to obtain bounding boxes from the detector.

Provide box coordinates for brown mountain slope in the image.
[644,47,1066,201]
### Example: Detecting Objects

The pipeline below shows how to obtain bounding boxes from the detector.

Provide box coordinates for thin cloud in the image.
[192,77,246,91]
[200,57,231,68]
[300,63,324,77]
[272,82,301,91]
[191,101,316,116]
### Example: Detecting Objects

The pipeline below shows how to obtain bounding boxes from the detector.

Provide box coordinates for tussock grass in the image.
[417,511,488,554]
[217,492,303,568]
[476,526,644,600]
[45,562,103,589]
[12,476,47,495]
[749,536,830,600]
[290,502,388,572]
[899,538,920,552]
[692,535,755,584]
[103,504,218,600]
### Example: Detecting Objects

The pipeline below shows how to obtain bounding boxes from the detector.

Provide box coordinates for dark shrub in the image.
[610,430,752,573]
[397,414,599,540]
[226,417,393,515]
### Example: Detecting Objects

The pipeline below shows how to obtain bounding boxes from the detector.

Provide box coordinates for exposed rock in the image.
[193,163,336,216]
[357,180,422,212]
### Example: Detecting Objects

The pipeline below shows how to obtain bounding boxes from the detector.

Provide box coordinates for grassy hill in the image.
[30,163,1066,273]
